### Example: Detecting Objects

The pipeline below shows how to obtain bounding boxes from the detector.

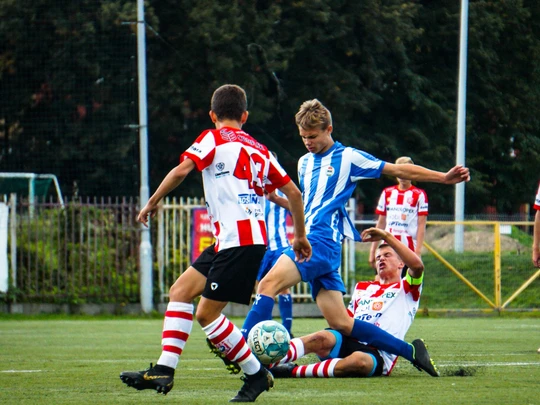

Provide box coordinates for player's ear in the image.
[209,110,218,123]
[241,111,249,124]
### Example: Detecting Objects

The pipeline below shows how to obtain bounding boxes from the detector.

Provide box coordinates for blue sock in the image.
[351,319,414,361]
[278,294,293,335]
[241,294,275,340]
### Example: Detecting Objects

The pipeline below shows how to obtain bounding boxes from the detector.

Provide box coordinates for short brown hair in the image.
[376,243,402,260]
[211,84,247,121]
[295,99,332,130]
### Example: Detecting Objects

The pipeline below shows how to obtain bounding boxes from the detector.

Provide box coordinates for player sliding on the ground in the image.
[270,227,440,378]
[236,99,467,377]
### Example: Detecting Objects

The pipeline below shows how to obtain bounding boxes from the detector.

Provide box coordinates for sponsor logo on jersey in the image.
[326,166,335,177]
[406,196,415,205]
[214,162,230,178]
[401,213,407,221]
[189,145,202,154]
[358,298,371,306]
[238,193,260,204]
[387,206,415,213]
[236,133,265,151]
[254,208,264,218]
[220,129,237,141]
[372,301,383,311]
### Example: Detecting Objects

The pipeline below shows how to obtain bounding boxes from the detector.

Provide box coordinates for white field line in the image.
[439,361,540,367]
[438,353,537,357]
[3,361,539,373]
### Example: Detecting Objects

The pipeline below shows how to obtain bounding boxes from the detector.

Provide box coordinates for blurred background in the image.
[2,0,539,213]
[0,0,539,311]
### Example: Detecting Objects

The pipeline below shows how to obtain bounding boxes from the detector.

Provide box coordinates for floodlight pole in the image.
[137,0,153,313]
[454,0,469,253]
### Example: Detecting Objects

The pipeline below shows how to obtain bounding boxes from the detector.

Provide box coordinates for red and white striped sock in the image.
[203,314,261,375]
[157,302,193,369]
[273,338,305,366]
[291,359,340,378]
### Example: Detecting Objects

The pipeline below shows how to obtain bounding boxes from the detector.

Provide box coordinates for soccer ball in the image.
[247,320,291,365]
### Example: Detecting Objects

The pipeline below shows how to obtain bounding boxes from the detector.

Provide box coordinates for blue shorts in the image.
[282,237,345,299]
[257,247,288,281]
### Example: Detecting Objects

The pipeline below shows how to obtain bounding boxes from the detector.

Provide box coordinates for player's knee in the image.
[257,277,281,296]
[348,352,370,368]
[341,352,373,377]
[169,282,191,301]
[303,331,336,356]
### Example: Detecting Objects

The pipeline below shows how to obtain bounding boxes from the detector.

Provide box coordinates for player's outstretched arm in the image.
[278,181,312,262]
[382,163,470,185]
[137,159,196,227]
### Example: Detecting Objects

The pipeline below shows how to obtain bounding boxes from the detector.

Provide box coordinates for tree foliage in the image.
[0,0,539,213]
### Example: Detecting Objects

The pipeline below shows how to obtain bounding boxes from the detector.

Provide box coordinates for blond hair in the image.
[395,156,414,165]
[295,99,332,130]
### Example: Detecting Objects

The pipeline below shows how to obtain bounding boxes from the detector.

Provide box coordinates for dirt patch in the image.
[425,228,525,252]
[355,228,527,253]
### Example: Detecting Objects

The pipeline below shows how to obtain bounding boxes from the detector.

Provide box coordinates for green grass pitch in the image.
[0,316,538,404]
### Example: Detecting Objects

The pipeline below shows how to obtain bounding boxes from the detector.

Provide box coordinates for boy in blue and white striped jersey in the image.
[241,99,469,376]
[255,151,295,337]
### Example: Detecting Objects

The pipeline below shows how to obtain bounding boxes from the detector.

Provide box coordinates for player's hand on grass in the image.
[443,165,470,184]
[292,236,312,263]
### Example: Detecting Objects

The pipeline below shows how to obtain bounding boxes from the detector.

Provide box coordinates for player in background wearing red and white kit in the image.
[532,182,540,354]
[533,182,540,269]
[120,84,312,402]
[369,156,428,278]
[270,227,432,378]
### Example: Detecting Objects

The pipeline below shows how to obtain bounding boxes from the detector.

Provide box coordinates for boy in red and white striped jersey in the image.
[120,84,311,402]
[369,156,428,277]
[533,181,540,268]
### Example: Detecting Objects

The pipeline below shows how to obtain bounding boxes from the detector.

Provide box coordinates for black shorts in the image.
[192,244,266,305]
[330,331,384,377]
